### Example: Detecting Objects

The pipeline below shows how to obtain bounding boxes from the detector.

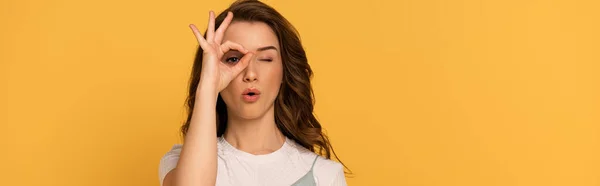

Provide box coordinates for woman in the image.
[159,0,348,185]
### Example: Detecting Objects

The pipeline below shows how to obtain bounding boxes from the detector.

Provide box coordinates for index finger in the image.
[229,52,253,76]
[189,24,209,50]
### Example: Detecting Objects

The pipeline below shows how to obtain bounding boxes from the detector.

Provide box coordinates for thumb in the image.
[230,52,254,76]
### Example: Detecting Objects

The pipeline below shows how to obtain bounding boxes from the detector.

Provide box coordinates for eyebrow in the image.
[256,46,278,52]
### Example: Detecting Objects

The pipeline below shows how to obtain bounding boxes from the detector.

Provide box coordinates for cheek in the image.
[267,63,284,89]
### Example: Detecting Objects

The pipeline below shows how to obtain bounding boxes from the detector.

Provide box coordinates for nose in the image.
[242,58,258,83]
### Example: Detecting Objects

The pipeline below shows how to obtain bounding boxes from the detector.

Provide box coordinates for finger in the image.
[220,41,248,54]
[230,52,253,76]
[206,11,216,42]
[214,11,233,44]
[189,24,209,49]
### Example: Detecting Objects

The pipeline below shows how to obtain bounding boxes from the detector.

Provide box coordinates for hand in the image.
[189,11,254,94]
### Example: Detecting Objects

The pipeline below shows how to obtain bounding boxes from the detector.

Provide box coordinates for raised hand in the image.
[189,11,254,94]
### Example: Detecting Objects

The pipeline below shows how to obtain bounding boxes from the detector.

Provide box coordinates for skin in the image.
[163,11,285,186]
[220,21,286,155]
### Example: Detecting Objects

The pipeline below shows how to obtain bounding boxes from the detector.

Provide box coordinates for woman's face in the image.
[219,21,283,120]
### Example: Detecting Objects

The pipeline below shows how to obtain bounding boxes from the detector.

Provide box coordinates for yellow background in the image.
[1,0,599,185]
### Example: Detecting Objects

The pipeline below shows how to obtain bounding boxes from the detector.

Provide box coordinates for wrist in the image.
[197,78,219,99]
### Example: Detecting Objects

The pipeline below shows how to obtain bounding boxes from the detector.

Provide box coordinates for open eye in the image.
[226,57,240,63]
[223,50,243,63]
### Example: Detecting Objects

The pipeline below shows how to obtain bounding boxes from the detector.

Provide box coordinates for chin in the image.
[232,107,265,120]
[235,111,263,120]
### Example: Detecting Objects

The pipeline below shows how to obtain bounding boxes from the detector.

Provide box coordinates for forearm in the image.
[175,81,219,186]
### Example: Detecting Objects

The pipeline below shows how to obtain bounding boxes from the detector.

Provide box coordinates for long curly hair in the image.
[180,0,350,174]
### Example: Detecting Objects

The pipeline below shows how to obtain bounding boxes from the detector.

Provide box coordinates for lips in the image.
[242,88,261,103]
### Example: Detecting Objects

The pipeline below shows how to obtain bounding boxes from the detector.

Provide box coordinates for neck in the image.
[223,105,285,155]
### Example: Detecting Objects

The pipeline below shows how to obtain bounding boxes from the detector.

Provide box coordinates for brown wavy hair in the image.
[180,0,350,174]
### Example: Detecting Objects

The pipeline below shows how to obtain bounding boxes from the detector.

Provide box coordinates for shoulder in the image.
[159,144,182,164]
[313,155,346,186]
[160,144,183,162]
[158,144,182,186]
[287,140,347,185]
[164,144,183,154]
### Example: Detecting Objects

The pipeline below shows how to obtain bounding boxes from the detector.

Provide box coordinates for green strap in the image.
[291,155,319,186]
[310,155,318,171]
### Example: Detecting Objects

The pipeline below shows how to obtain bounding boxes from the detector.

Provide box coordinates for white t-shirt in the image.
[158,137,347,186]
